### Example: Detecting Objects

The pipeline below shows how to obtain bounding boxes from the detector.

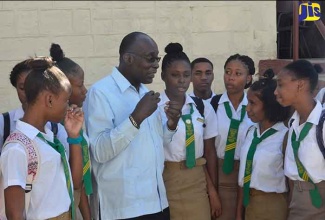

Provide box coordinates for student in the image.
[190,57,216,101]
[0,59,69,152]
[275,60,325,220]
[50,43,92,220]
[216,54,255,220]
[236,69,290,220]
[158,43,221,220]
[84,32,181,220]
[0,57,83,219]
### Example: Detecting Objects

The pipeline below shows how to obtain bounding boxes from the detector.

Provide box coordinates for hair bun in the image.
[165,42,183,55]
[263,68,275,80]
[28,57,54,71]
[50,43,65,62]
[314,64,323,74]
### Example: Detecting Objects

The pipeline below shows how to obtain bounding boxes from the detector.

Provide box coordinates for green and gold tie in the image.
[291,122,323,208]
[37,133,75,220]
[243,128,277,207]
[181,104,196,168]
[80,129,93,195]
[223,101,246,174]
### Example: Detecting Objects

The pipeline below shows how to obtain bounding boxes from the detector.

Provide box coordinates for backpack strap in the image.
[190,96,205,118]
[2,112,10,144]
[210,94,222,113]
[316,109,325,159]
[51,122,58,138]
[3,131,40,214]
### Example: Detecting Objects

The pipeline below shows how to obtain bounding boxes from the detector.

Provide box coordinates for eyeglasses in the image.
[127,52,161,63]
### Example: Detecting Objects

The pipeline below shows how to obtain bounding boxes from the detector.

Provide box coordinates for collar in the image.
[219,92,248,106]
[16,119,54,142]
[111,67,147,95]
[255,122,287,137]
[289,100,323,127]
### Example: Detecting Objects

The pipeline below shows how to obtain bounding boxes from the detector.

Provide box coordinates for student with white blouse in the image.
[0,59,69,153]
[236,69,291,220]
[0,57,83,220]
[275,60,325,219]
[215,54,255,220]
[158,43,221,220]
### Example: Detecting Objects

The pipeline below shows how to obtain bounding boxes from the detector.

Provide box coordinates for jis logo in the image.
[299,2,321,22]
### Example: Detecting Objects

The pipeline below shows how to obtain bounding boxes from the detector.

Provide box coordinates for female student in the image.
[50,43,92,220]
[0,59,68,151]
[158,42,221,220]
[215,54,255,220]
[236,69,290,220]
[275,60,325,219]
[1,57,83,219]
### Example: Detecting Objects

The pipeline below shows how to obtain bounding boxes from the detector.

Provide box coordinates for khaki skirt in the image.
[245,189,287,220]
[163,158,211,220]
[216,158,239,220]
[288,180,325,220]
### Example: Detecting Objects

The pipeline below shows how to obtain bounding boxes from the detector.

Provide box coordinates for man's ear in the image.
[123,53,133,65]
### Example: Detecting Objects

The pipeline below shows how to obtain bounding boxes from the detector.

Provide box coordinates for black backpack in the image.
[190,94,222,116]
[1,112,58,145]
[316,109,325,159]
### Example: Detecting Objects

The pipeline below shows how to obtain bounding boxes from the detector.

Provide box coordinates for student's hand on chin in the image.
[64,104,84,138]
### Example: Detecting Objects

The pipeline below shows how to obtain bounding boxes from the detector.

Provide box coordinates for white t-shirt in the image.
[158,92,218,162]
[0,120,72,219]
[215,92,254,160]
[316,87,325,107]
[238,122,288,193]
[285,101,325,183]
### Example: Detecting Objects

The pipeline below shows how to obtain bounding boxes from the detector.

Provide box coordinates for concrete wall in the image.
[0,1,277,112]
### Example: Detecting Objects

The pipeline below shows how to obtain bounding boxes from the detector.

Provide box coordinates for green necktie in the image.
[80,129,93,195]
[37,133,75,220]
[243,128,277,207]
[223,101,246,174]
[291,122,323,208]
[181,104,196,168]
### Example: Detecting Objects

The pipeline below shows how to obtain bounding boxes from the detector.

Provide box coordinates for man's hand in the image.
[131,91,160,126]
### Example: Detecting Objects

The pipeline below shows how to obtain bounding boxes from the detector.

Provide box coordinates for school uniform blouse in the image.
[158,92,219,162]
[238,122,288,193]
[285,101,325,183]
[0,107,70,157]
[215,92,254,160]
[84,67,175,219]
[0,120,71,219]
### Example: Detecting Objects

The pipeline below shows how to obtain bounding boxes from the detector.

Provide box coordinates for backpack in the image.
[191,94,222,115]
[287,109,325,159]
[0,131,40,219]
[316,109,325,159]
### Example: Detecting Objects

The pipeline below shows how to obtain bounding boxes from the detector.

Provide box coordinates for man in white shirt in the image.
[84,32,181,220]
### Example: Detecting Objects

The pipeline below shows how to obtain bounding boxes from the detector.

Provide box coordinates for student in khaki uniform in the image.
[275,60,325,220]
[0,57,83,220]
[158,42,221,220]
[215,54,255,220]
[236,69,291,220]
